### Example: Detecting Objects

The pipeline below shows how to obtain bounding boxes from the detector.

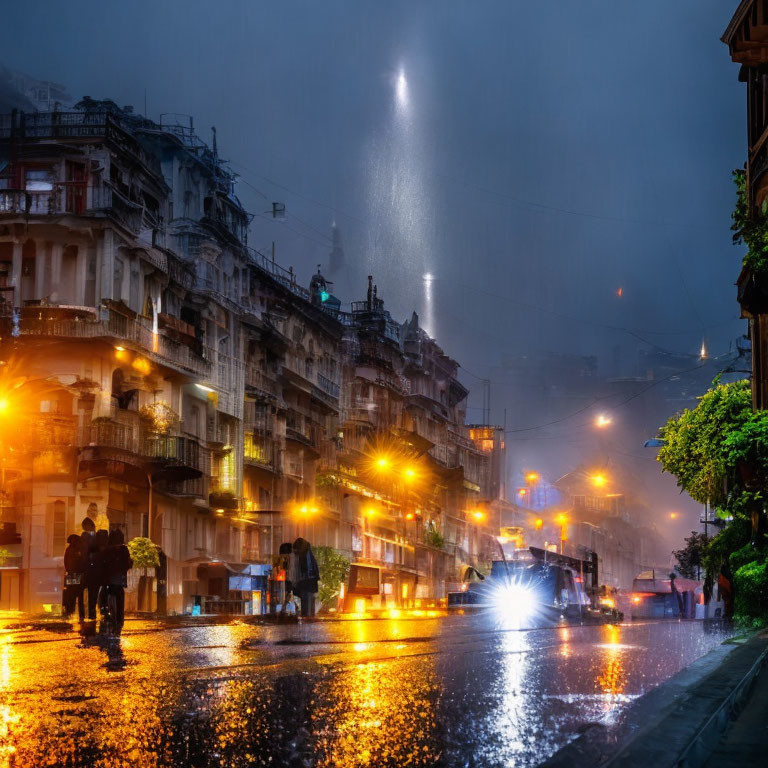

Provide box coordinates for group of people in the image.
[62,517,133,633]
[274,537,319,617]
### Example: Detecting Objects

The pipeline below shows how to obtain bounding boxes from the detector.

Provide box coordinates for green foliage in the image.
[732,168,768,273]
[315,473,340,488]
[733,556,768,622]
[127,537,159,569]
[658,379,752,510]
[0,547,13,566]
[424,527,444,550]
[672,531,708,579]
[313,545,350,607]
[703,517,751,577]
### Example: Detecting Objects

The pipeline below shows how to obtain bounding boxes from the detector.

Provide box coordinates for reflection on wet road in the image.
[0,615,729,767]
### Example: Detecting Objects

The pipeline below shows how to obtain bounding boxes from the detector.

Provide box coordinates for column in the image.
[11,240,22,307]
[50,243,62,301]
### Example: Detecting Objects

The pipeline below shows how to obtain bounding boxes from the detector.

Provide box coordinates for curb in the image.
[542,629,768,768]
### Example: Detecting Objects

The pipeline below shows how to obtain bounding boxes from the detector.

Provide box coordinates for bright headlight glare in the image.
[491,581,537,621]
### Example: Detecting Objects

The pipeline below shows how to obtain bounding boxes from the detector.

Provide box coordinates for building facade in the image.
[0,101,504,613]
[724,2,768,409]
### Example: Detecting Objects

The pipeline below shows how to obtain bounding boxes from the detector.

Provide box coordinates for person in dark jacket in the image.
[62,534,85,621]
[86,529,110,620]
[104,529,132,633]
[293,538,319,617]
[80,518,98,620]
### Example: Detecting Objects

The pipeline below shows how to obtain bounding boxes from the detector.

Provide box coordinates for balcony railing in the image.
[285,426,318,449]
[244,433,274,468]
[316,372,340,399]
[244,365,280,398]
[143,435,205,472]
[0,307,211,378]
[0,184,146,234]
[82,424,206,472]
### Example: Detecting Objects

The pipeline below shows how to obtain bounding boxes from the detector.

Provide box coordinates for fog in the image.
[0,0,747,548]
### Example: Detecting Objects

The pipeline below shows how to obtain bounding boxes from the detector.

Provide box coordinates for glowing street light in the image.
[591,473,607,488]
[669,512,678,520]
[525,471,540,485]
[534,518,544,530]
[472,509,485,523]
[595,413,613,429]
[555,513,568,554]
[403,466,417,482]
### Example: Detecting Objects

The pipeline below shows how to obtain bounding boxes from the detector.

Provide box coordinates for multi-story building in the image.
[0,100,505,614]
[724,2,768,409]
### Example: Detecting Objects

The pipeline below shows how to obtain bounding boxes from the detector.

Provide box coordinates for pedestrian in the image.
[286,541,301,616]
[104,529,132,633]
[62,534,85,621]
[87,529,109,621]
[292,537,319,618]
[273,542,295,616]
[80,517,99,620]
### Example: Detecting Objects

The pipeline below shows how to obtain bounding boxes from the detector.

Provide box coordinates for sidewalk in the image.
[702,658,768,767]
[543,628,768,768]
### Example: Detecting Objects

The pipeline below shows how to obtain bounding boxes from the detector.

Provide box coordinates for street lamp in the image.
[594,413,613,429]
[555,513,568,554]
[591,473,607,488]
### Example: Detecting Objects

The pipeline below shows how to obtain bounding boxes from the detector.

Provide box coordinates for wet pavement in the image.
[0,614,731,768]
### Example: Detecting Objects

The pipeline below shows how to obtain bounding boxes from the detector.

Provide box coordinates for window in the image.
[25,169,53,192]
[51,500,66,556]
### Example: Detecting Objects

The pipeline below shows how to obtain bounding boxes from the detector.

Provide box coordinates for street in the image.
[0,615,730,767]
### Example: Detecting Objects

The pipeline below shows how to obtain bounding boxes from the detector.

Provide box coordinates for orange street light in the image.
[555,513,568,526]
[472,510,485,522]
[595,413,613,429]
[534,518,544,530]
[669,512,678,520]
[525,471,540,485]
[375,456,390,471]
[403,466,417,482]
[591,473,607,488]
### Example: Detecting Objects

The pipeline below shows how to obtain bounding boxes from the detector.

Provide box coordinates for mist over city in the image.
[0,3,764,767]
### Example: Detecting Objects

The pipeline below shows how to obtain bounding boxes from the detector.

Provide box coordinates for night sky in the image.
[0,1,748,538]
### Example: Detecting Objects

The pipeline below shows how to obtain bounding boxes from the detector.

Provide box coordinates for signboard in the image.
[347,563,380,596]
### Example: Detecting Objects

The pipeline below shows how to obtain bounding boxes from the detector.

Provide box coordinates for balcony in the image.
[143,435,205,475]
[244,365,281,398]
[285,426,318,450]
[316,373,340,400]
[0,184,145,234]
[244,433,275,470]
[0,307,211,378]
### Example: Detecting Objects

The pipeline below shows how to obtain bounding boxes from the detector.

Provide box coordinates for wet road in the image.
[0,614,730,768]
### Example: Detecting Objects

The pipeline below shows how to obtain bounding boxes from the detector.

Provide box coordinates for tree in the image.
[313,546,350,608]
[673,532,708,579]
[127,537,160,569]
[657,378,752,511]
[658,379,768,623]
